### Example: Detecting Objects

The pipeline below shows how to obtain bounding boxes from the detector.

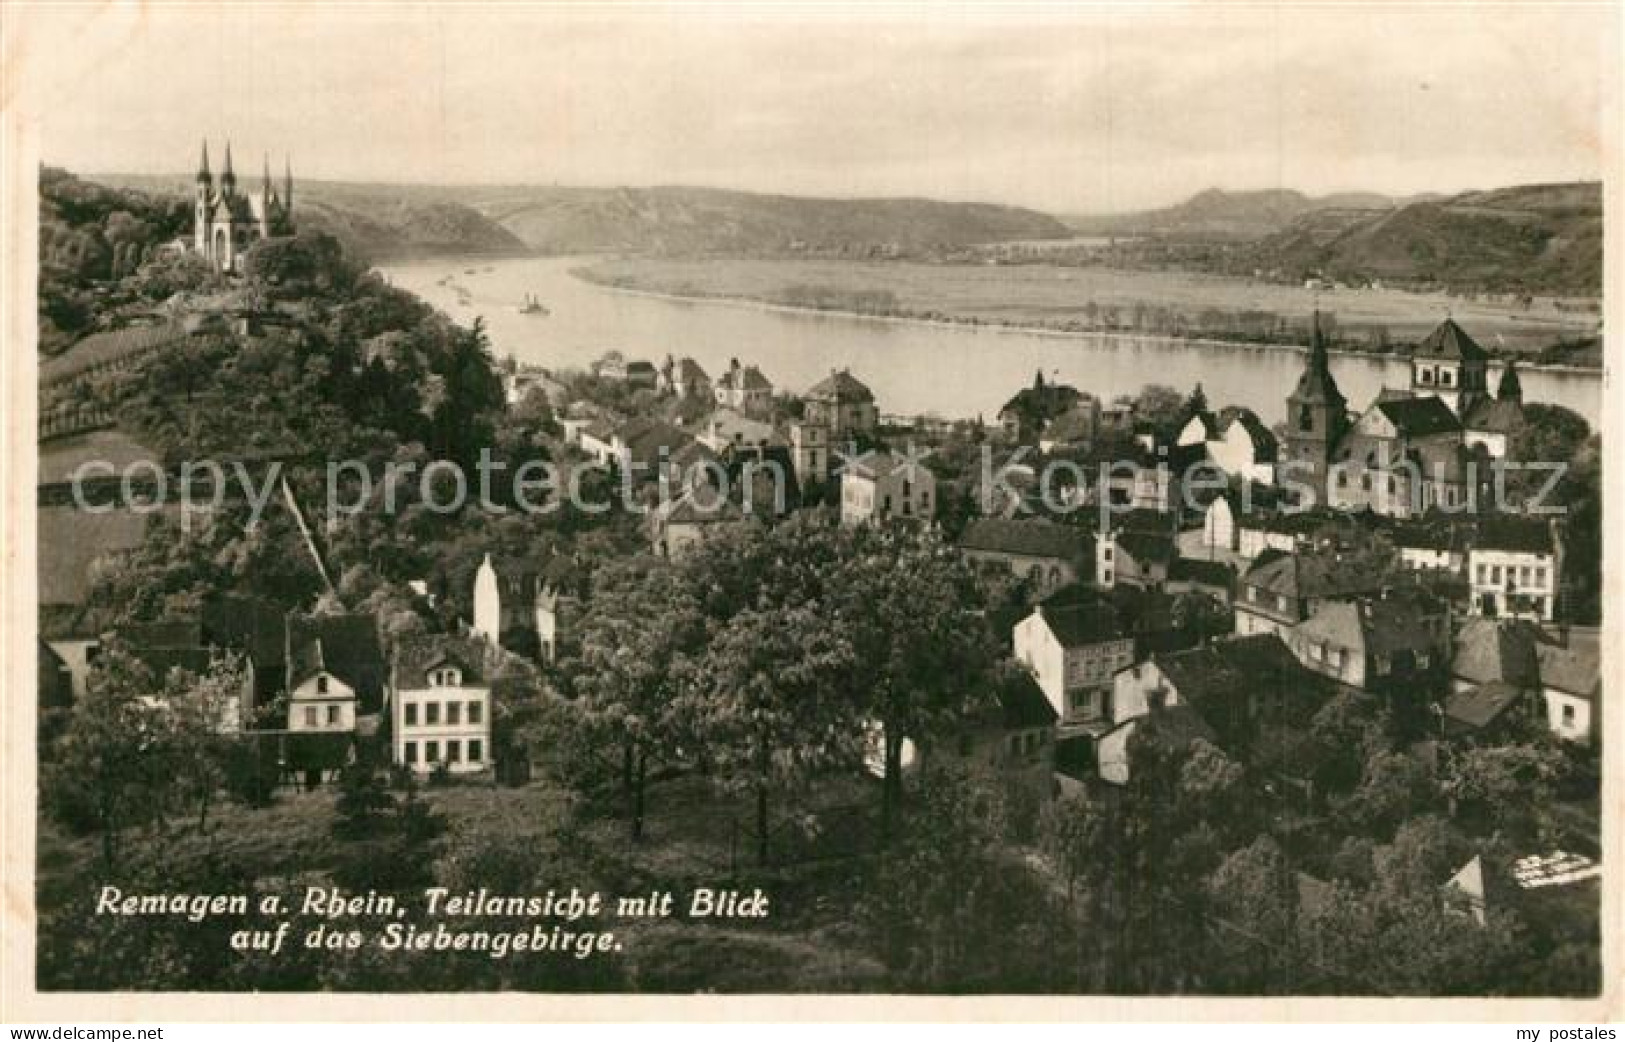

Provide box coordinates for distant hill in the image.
[97,176,1071,260]
[1242,181,1601,294]
[459,184,1073,256]
[97,175,528,262]
[1063,188,1417,241]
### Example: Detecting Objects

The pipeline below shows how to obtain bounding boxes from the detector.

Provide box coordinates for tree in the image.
[165,653,248,830]
[1441,741,1568,842]
[828,523,998,838]
[681,603,859,865]
[574,557,704,840]
[44,645,174,868]
[1207,836,1298,993]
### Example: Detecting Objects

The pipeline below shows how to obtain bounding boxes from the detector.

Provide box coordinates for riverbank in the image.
[569,262,1603,375]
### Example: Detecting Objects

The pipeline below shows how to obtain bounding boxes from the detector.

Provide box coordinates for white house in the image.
[391,636,493,775]
[1468,517,1560,622]
[286,639,357,734]
[840,450,934,525]
[1011,588,1133,733]
[1537,641,1600,745]
[698,409,778,455]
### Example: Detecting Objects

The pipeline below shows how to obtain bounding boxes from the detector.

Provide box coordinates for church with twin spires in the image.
[193,140,294,274]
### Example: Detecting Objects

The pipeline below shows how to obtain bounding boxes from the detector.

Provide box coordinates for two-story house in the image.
[391,635,493,776]
[1233,545,1395,639]
[1288,588,1451,699]
[840,450,934,525]
[803,368,878,439]
[1012,586,1134,734]
[1468,516,1561,622]
[714,358,774,414]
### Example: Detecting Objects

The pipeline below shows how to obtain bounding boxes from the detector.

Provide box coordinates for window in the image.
[468,740,483,763]
[1534,567,1547,586]
[304,706,317,727]
[404,741,418,764]
[1309,642,1324,662]
[326,705,340,725]
[468,701,482,725]
[426,741,439,762]
[316,675,329,695]
[447,702,461,726]
[1103,546,1113,561]
[426,702,441,725]
[1419,367,1433,385]
[1441,369,1454,387]
[405,703,418,726]
[1477,564,1488,584]
[1490,565,1502,585]
[1298,405,1314,432]
[447,740,461,763]
[1562,704,1576,725]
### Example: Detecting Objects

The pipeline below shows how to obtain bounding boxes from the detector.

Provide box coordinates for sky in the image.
[9,3,1615,214]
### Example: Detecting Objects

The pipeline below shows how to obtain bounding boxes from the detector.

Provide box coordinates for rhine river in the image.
[381,256,1603,428]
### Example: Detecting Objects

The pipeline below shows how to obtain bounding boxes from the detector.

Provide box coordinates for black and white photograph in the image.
[2,0,1615,1018]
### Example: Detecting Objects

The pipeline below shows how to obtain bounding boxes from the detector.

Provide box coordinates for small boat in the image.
[517,293,550,316]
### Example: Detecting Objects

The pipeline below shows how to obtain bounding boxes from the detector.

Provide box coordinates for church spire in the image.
[196,140,212,183]
[1290,309,1346,408]
[221,141,237,192]
[283,155,293,214]
[1498,360,1523,404]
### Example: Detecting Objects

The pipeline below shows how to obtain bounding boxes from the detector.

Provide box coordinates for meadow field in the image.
[579,257,1599,356]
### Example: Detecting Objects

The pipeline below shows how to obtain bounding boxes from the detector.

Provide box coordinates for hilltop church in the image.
[193,140,294,274]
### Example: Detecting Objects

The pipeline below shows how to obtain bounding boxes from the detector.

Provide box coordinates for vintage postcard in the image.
[1,1,1618,1022]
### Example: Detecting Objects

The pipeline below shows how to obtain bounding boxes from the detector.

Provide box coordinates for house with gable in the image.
[1012,585,1134,734]
[391,634,493,776]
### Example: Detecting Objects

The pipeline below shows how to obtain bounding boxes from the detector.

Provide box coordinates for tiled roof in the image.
[1475,516,1555,556]
[1035,598,1125,648]
[960,518,1089,561]
[1295,596,1439,659]
[1154,633,1307,707]
[805,368,874,402]
[1444,681,1527,731]
[1536,643,1599,699]
[996,669,1059,730]
[1374,396,1463,438]
[1452,618,1550,688]
[1415,318,1490,362]
[1168,557,1234,588]
[718,363,772,391]
[288,613,386,706]
[395,634,487,689]
[1242,547,1393,601]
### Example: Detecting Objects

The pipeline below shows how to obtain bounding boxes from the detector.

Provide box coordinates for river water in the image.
[381,256,1603,428]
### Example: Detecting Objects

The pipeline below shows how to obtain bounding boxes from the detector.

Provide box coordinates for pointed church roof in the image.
[221,141,236,184]
[1416,318,1489,362]
[1289,311,1346,408]
[197,140,212,182]
[1498,361,1523,401]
